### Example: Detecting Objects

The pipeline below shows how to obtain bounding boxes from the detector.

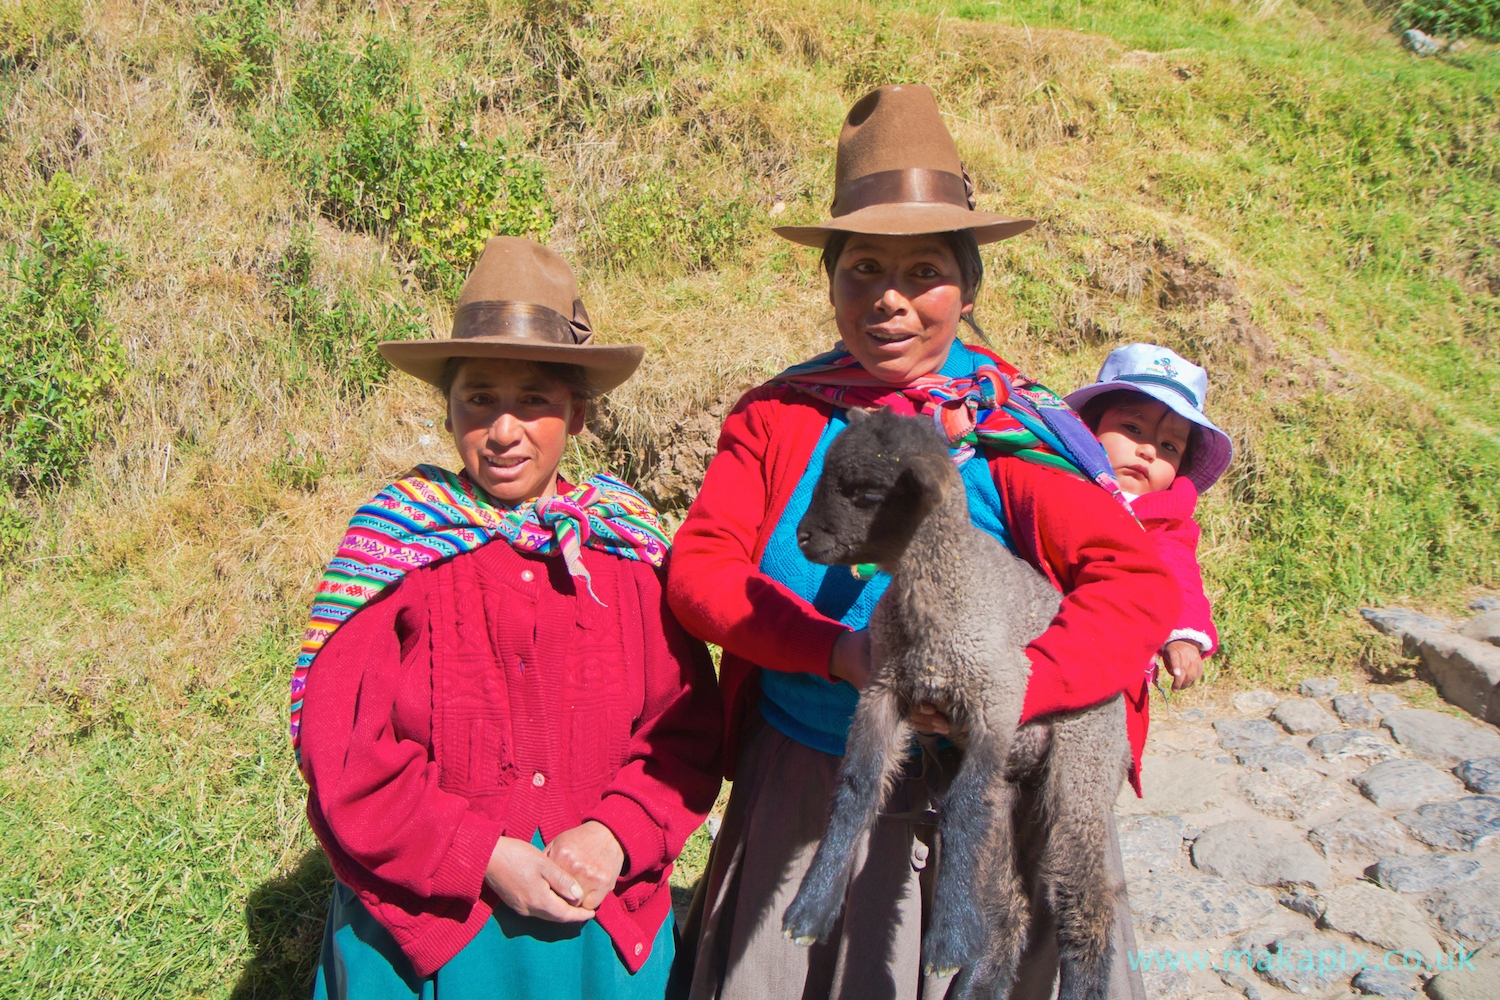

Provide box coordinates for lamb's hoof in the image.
[781,892,839,947]
[923,963,963,978]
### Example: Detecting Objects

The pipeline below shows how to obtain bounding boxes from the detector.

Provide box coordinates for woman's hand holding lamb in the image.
[485,835,597,923]
[909,702,952,736]
[830,629,951,735]
[545,821,626,911]
[829,629,875,690]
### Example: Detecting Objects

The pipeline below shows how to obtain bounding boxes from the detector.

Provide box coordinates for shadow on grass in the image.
[670,882,697,927]
[230,849,334,1000]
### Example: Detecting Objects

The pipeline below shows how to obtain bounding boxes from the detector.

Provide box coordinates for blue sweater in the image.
[757,344,1017,755]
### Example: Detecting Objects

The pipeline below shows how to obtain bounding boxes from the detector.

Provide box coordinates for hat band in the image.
[831,168,970,217]
[1116,372,1200,409]
[451,300,593,346]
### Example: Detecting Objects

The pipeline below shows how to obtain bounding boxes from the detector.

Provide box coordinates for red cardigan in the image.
[299,541,722,977]
[1133,477,1219,656]
[666,384,1179,793]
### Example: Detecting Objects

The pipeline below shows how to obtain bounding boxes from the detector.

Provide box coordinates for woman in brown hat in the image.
[291,237,722,1000]
[668,86,1176,998]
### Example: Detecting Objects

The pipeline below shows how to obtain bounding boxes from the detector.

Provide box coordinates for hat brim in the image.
[1064,380,1234,493]
[378,337,645,394]
[774,203,1036,248]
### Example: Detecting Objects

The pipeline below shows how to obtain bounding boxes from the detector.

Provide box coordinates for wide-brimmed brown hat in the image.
[379,237,643,393]
[774,84,1036,248]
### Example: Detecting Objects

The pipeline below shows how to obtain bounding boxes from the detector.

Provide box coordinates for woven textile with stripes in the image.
[288,465,670,761]
[772,346,1130,509]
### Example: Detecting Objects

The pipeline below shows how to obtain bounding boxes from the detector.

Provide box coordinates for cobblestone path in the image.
[1122,684,1500,1000]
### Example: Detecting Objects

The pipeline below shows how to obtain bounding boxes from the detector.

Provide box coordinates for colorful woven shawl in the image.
[289,466,670,756]
[773,346,1130,508]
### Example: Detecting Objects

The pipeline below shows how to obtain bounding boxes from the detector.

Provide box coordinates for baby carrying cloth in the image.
[288,466,671,756]
[772,346,1131,510]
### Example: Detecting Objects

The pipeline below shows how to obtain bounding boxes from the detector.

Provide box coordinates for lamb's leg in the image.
[923,723,1024,980]
[1040,701,1129,1000]
[782,682,910,945]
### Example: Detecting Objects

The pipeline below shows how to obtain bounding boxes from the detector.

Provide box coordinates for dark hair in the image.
[437,356,597,401]
[821,229,988,341]
[1077,388,1197,477]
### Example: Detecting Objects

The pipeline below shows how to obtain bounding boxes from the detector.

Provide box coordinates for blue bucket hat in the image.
[1063,344,1233,493]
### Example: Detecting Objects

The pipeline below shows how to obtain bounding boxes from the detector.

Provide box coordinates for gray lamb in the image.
[780,407,1131,1000]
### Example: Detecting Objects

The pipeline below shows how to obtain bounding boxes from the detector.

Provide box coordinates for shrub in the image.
[588,177,755,273]
[268,230,427,400]
[0,0,80,72]
[1397,0,1500,40]
[0,173,124,494]
[195,0,285,102]
[268,432,330,492]
[258,37,555,294]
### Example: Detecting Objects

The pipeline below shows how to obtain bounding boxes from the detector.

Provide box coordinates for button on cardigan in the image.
[299,540,722,978]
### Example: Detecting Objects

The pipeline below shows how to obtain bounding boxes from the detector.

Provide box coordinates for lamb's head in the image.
[797,407,959,569]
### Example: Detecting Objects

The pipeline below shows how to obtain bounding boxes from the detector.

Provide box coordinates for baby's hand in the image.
[1162,640,1204,691]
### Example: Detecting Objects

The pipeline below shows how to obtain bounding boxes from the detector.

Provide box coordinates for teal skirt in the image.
[312,836,676,1000]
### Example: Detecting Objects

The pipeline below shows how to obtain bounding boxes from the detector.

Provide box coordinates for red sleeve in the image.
[300,573,504,904]
[1133,479,1218,656]
[992,458,1181,723]
[667,388,847,678]
[585,562,724,880]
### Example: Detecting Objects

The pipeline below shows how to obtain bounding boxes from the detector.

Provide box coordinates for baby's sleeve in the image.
[1135,483,1219,657]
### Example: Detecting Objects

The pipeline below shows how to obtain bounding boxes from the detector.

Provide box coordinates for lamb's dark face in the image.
[797,408,954,567]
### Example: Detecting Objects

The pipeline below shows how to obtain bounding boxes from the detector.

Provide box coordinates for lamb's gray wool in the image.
[781,407,1130,1000]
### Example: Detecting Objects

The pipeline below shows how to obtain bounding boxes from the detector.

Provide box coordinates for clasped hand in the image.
[484,820,625,923]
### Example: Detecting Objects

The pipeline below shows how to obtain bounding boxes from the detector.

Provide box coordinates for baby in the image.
[1065,344,1233,691]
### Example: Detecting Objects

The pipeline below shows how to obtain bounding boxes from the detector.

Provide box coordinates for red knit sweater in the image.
[299,541,722,977]
[666,384,1179,793]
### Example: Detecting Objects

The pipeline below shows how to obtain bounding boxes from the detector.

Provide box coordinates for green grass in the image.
[0,0,1497,995]
[1,172,125,494]
[0,597,320,997]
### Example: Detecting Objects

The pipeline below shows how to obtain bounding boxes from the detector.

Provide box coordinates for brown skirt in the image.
[675,714,1147,1000]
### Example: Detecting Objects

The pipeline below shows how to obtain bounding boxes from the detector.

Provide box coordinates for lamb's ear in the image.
[846,406,871,424]
[869,453,950,553]
[904,452,953,508]
[879,453,950,532]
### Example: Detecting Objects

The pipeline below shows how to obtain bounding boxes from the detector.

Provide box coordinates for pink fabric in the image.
[667,383,1179,793]
[1132,477,1219,656]
[299,541,722,976]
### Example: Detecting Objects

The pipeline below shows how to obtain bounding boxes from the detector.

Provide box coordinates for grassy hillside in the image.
[0,0,1496,994]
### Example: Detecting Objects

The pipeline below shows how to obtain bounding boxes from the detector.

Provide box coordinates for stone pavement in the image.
[1119,682,1500,999]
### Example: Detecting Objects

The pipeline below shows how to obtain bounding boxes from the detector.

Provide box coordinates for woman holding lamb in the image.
[668,85,1178,999]
[291,237,722,999]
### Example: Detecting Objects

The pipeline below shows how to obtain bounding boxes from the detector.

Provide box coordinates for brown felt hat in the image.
[379,237,643,393]
[774,85,1036,248]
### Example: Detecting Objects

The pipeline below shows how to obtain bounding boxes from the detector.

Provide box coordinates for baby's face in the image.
[1096,397,1193,494]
